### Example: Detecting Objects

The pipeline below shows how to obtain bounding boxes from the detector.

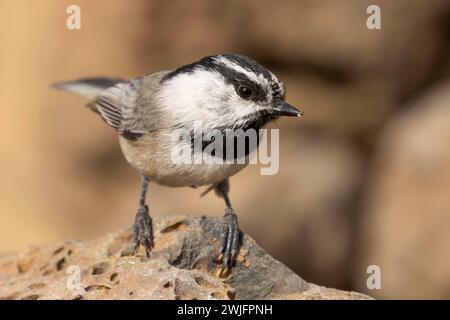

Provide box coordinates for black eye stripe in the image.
[229,73,266,102]
[161,53,283,103]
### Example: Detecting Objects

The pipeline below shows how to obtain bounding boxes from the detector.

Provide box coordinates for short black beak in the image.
[272,101,303,117]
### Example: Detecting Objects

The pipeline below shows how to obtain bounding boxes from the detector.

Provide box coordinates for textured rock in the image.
[0,216,370,300]
[355,82,450,299]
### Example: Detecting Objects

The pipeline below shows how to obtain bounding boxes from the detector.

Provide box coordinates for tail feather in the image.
[51,77,124,99]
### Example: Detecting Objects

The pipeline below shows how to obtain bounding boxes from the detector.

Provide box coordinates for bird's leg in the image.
[214,179,241,277]
[131,176,154,257]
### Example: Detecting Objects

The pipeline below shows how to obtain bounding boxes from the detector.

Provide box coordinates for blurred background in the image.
[1,0,450,299]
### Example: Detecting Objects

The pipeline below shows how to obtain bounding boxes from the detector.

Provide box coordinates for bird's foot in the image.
[130,204,154,258]
[214,207,241,277]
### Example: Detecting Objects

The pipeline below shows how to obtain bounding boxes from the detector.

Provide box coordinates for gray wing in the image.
[93,71,170,140]
[94,78,143,139]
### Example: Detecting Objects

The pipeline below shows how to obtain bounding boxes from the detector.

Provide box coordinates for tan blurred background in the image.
[1,0,450,299]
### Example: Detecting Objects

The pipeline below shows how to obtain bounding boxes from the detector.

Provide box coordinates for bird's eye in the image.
[238,86,253,99]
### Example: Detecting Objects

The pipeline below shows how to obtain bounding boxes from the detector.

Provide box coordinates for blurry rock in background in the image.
[0,0,449,298]
[242,133,363,289]
[205,0,450,135]
[355,82,450,299]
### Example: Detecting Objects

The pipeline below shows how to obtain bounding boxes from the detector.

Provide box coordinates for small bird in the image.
[53,54,301,275]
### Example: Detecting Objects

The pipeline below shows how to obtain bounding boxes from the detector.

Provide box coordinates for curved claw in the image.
[131,205,154,258]
[215,208,241,278]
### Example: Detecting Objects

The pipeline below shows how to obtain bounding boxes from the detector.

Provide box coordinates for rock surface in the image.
[0,216,370,300]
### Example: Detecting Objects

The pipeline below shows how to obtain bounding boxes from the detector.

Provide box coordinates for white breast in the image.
[118,135,247,187]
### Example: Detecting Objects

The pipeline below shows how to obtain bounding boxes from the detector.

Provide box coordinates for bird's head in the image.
[157,53,301,130]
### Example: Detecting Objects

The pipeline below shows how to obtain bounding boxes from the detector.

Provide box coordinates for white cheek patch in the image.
[157,69,256,128]
[158,70,224,113]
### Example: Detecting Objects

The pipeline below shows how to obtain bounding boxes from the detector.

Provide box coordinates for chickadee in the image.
[53,54,301,275]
